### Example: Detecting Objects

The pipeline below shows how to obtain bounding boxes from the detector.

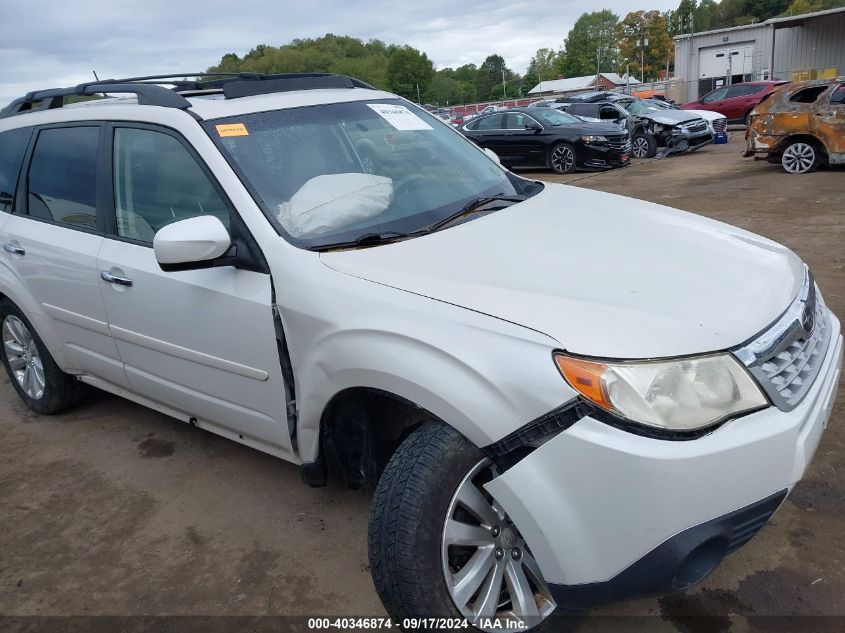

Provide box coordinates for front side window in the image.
[205,99,525,249]
[0,127,32,213]
[476,114,505,130]
[113,127,230,243]
[27,127,99,229]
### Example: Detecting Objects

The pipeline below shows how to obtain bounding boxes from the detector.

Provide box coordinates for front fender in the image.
[285,277,575,463]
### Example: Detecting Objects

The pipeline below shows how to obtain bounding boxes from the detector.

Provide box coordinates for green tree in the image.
[206,34,393,89]
[618,10,674,81]
[559,10,620,77]
[476,54,515,101]
[744,0,792,19]
[386,46,434,102]
[675,0,698,33]
[695,0,722,30]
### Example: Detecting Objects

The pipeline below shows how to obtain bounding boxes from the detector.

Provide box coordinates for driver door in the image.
[97,123,293,457]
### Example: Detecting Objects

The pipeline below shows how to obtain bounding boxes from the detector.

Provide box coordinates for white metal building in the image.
[674,6,845,103]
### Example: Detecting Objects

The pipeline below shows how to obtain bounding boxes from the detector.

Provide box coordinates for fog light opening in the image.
[672,538,728,590]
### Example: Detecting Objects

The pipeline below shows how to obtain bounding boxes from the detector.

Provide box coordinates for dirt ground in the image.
[1,133,843,631]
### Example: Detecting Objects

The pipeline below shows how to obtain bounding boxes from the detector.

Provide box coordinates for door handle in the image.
[3,243,25,256]
[100,271,133,287]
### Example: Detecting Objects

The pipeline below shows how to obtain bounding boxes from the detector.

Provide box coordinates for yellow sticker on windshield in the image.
[216,123,249,137]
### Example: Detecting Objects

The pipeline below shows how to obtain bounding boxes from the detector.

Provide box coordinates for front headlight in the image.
[554,353,767,431]
[581,135,608,144]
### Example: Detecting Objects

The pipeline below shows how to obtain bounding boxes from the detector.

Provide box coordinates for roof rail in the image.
[0,82,192,119]
[0,72,377,120]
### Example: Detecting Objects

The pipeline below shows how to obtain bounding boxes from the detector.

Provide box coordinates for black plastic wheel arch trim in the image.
[483,398,592,460]
[483,394,762,470]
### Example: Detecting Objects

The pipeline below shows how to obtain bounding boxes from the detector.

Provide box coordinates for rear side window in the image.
[27,127,99,230]
[790,86,828,103]
[113,127,230,243]
[830,84,845,104]
[567,104,597,117]
[0,127,32,213]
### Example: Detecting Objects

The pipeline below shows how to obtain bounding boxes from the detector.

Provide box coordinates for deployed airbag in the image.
[277,173,394,238]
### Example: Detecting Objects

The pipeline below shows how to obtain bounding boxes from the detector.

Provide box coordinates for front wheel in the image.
[631,133,657,159]
[549,143,577,174]
[781,141,819,174]
[368,421,556,631]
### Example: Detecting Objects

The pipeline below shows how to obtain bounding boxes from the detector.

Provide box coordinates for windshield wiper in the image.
[316,231,413,251]
[423,194,527,233]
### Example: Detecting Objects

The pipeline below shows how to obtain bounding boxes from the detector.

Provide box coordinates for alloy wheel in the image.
[632,136,650,158]
[551,145,575,173]
[3,315,45,400]
[781,143,816,174]
[441,459,556,631]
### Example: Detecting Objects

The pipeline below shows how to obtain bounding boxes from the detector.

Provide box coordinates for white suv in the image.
[0,73,841,630]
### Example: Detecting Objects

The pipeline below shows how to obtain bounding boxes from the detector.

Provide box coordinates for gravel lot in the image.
[1,133,843,631]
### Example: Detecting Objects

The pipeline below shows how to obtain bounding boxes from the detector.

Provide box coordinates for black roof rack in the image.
[0,72,377,120]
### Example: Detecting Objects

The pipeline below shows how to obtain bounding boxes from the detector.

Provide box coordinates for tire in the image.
[368,421,557,631]
[781,140,819,174]
[548,142,577,174]
[0,299,84,414]
[631,132,657,159]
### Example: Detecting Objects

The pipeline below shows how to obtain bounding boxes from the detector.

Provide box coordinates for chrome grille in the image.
[733,269,831,411]
[683,120,708,134]
[607,134,631,151]
[712,118,727,134]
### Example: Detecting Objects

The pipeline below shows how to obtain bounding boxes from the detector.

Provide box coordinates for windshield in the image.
[204,99,531,249]
[531,109,580,126]
[644,100,674,109]
[623,100,663,115]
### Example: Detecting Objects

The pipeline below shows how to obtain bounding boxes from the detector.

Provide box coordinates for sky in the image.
[1,0,677,107]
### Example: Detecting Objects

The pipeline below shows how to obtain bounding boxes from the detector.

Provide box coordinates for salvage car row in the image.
[448,76,844,175]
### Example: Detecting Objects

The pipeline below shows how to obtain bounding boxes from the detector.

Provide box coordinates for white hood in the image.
[321,184,804,359]
[685,109,726,123]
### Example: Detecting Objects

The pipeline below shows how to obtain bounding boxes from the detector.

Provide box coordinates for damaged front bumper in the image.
[485,314,842,609]
[656,127,713,158]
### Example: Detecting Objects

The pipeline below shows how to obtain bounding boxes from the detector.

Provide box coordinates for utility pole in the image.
[637,28,649,83]
[502,69,507,100]
[416,83,421,104]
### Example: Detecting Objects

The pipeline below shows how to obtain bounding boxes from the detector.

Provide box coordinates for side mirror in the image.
[483,147,502,166]
[154,216,232,272]
[524,122,542,131]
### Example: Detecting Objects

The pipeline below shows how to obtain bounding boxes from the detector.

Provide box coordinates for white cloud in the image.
[0,0,677,106]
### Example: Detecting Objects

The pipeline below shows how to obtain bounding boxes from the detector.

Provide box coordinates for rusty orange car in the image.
[743,78,845,173]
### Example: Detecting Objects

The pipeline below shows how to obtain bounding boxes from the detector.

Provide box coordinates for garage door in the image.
[699,43,755,79]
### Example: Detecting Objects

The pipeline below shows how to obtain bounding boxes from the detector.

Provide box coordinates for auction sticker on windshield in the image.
[215,123,249,137]
[367,104,433,131]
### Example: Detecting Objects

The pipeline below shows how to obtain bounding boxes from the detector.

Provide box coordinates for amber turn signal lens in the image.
[554,356,613,410]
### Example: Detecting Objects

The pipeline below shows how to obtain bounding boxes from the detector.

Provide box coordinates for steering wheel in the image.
[394,173,426,199]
